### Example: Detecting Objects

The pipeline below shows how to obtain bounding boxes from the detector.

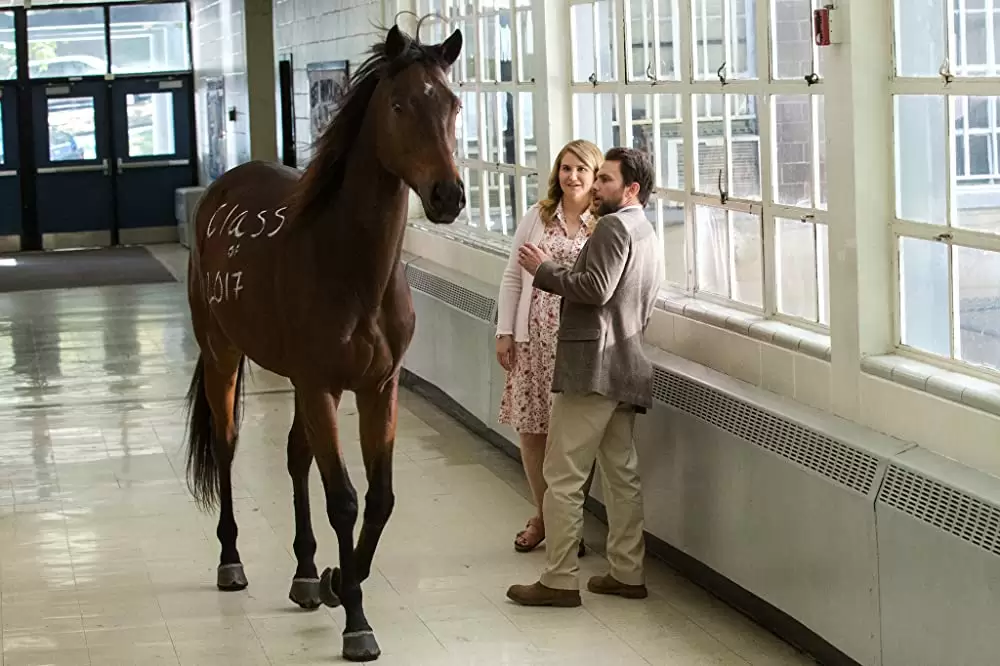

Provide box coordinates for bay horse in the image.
[182,23,464,662]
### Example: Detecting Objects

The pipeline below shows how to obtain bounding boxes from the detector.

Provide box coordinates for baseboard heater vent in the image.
[878,464,1000,557]
[405,263,497,323]
[652,366,879,495]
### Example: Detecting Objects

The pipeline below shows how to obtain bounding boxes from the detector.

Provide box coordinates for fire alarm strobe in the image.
[813,5,842,46]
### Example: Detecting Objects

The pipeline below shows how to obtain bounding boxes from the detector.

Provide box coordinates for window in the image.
[27,8,108,80]
[0,11,15,81]
[419,0,539,238]
[47,96,96,162]
[109,2,190,75]
[126,92,176,157]
[893,0,1000,372]
[570,0,829,326]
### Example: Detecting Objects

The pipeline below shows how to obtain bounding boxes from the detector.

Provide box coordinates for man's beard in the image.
[596,192,623,217]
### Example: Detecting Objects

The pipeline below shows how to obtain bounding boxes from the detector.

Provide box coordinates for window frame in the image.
[418,0,541,239]
[891,0,1000,380]
[568,0,831,333]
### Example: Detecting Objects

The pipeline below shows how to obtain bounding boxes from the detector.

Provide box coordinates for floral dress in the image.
[498,205,592,434]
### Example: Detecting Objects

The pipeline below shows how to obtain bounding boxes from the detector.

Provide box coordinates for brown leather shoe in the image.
[506,581,581,607]
[587,574,648,599]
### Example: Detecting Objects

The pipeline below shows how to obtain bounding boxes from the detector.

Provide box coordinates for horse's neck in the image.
[314,147,409,311]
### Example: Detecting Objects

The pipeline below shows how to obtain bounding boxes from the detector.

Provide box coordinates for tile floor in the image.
[0,245,816,665]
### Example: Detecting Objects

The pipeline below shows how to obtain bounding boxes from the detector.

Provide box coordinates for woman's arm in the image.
[496,206,540,336]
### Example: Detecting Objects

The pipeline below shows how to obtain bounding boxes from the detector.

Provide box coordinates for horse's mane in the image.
[291,16,450,228]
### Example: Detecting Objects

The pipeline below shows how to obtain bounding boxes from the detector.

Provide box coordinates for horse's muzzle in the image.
[425,179,465,224]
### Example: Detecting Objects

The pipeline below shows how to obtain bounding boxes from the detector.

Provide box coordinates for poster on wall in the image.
[204,76,226,181]
[306,60,350,148]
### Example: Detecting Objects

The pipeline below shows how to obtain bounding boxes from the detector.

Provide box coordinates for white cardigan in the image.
[496,203,590,342]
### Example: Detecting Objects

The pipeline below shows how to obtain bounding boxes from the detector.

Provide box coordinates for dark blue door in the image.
[0,82,21,251]
[32,79,113,248]
[111,75,194,244]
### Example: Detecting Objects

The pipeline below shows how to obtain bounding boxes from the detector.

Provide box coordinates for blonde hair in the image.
[538,139,604,232]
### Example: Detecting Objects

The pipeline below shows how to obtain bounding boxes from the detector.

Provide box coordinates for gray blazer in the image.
[533,205,662,412]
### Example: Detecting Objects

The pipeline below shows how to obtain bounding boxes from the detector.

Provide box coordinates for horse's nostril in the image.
[431,181,464,212]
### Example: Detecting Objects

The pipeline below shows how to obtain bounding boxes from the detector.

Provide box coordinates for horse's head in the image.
[374,24,465,225]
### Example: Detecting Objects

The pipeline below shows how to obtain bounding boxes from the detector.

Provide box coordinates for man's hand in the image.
[517,243,548,275]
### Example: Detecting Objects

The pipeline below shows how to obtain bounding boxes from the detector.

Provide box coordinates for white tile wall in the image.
[273,0,383,165]
[191,0,251,185]
[191,0,378,183]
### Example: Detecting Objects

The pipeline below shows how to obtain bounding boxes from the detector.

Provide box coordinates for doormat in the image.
[0,246,178,293]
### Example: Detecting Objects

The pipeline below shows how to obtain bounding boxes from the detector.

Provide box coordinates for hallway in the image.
[0,275,811,665]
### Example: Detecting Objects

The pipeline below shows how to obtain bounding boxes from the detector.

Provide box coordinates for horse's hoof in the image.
[288,577,321,610]
[343,630,381,662]
[217,563,248,591]
[319,567,342,608]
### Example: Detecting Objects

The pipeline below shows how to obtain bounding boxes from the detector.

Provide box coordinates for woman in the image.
[496,139,604,553]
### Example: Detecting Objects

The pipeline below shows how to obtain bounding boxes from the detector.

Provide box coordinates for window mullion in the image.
[989,0,998,74]
[650,0,660,81]
[722,0,732,79]
[948,0,958,72]
[723,89,733,200]
[811,95,822,208]
[947,97,957,231]
[756,0,774,316]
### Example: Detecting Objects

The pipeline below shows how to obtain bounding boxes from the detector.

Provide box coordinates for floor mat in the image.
[0,245,178,293]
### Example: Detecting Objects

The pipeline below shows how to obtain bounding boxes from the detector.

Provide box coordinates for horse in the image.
[181,22,465,662]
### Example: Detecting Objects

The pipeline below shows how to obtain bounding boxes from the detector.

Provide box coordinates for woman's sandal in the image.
[514,518,589,557]
[514,518,545,552]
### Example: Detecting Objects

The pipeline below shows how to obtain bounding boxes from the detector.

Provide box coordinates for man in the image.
[506,147,661,608]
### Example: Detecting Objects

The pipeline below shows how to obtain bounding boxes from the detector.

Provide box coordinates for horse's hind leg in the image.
[286,398,321,610]
[299,387,380,662]
[353,374,400,584]
[185,351,248,591]
[209,358,248,590]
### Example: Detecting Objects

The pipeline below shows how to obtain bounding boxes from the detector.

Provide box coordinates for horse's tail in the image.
[184,354,247,511]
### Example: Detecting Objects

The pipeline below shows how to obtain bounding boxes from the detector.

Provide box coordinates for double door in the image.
[31,75,193,248]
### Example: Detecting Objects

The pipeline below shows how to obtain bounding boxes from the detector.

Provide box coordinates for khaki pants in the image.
[539,392,646,590]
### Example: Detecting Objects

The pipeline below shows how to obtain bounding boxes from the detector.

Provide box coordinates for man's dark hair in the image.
[604,147,655,206]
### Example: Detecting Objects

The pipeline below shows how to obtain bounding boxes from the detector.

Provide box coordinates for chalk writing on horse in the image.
[206,203,287,240]
[205,271,243,304]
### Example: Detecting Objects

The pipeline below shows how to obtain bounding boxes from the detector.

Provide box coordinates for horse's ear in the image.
[385,24,409,59]
[438,29,463,66]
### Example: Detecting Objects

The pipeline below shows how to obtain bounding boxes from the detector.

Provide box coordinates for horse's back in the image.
[195,161,299,237]
[188,160,303,373]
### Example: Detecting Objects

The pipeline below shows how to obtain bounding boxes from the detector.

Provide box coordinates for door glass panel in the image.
[27,8,107,79]
[110,3,190,74]
[47,96,94,161]
[126,92,175,157]
[0,11,16,81]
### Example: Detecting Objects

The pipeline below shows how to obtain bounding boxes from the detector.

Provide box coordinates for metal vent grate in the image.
[878,464,1000,557]
[652,367,879,495]
[405,265,497,323]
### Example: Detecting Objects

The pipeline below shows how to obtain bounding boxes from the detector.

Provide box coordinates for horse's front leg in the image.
[286,398,321,610]
[298,387,381,662]
[354,373,400,583]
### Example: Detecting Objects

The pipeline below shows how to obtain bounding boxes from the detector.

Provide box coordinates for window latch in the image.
[939,60,953,85]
